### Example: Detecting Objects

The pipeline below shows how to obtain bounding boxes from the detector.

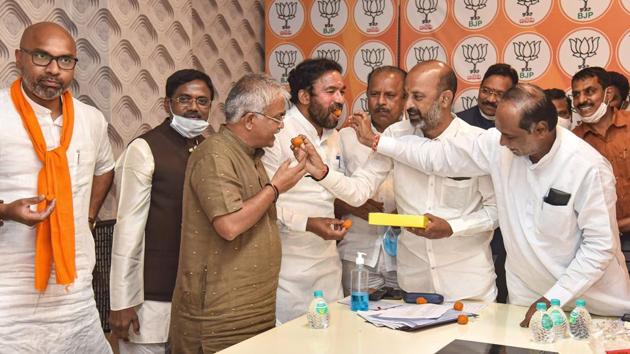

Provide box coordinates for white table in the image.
[218,302,600,354]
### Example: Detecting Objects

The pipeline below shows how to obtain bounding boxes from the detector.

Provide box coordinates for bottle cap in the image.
[576,299,586,307]
[551,299,561,306]
[314,290,324,298]
[356,252,366,265]
[536,302,548,311]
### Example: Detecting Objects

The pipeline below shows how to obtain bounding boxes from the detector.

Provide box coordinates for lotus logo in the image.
[414,46,439,63]
[275,2,297,30]
[360,97,368,112]
[464,0,487,20]
[517,0,538,17]
[462,43,487,74]
[569,36,599,69]
[579,0,591,12]
[415,0,438,24]
[461,96,478,111]
[316,49,340,62]
[318,0,341,29]
[275,50,297,78]
[513,40,541,72]
[362,0,384,27]
[361,48,385,70]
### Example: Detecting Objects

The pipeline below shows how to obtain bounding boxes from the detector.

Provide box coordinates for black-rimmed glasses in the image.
[20,48,78,70]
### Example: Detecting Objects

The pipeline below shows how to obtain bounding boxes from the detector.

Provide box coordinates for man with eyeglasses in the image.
[169,74,306,353]
[261,58,348,324]
[456,63,518,304]
[108,69,213,354]
[0,22,114,353]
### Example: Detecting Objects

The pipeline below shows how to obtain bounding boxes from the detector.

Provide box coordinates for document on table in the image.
[355,302,487,331]
[338,297,402,311]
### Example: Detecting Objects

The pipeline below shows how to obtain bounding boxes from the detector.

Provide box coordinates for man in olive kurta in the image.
[169,74,306,353]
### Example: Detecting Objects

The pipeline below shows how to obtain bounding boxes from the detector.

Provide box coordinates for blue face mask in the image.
[382,226,400,257]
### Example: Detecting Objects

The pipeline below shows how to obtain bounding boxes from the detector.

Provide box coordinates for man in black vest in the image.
[456,63,518,304]
[109,69,214,354]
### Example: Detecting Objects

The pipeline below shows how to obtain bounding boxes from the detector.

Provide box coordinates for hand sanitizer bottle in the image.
[351,252,369,311]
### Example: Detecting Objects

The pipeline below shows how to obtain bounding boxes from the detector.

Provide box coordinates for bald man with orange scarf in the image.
[0,23,114,353]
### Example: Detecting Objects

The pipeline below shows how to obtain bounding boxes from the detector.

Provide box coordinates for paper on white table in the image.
[374,303,451,320]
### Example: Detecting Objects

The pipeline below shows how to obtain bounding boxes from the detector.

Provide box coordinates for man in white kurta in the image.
[336,66,406,294]
[109,70,214,354]
[372,81,630,319]
[314,63,498,302]
[0,23,114,353]
[262,58,347,323]
[324,116,498,302]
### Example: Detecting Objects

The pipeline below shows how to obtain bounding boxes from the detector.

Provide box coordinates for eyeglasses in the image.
[250,111,285,125]
[171,95,211,107]
[479,87,505,99]
[20,48,78,70]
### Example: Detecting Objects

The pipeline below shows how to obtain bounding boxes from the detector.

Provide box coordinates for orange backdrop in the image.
[267,0,630,114]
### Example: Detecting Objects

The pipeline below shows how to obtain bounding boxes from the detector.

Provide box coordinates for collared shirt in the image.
[261,105,343,323]
[337,126,396,268]
[377,126,630,315]
[109,138,170,344]
[0,88,114,352]
[573,109,630,223]
[170,127,280,353]
[320,116,498,302]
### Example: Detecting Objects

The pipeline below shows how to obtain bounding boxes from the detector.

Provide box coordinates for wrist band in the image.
[265,183,279,203]
[0,199,4,227]
[371,134,381,152]
[311,164,329,182]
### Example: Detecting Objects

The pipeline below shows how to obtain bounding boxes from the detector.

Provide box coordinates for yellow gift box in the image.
[368,213,428,228]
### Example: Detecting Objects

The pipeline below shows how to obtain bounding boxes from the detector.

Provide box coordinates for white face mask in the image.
[576,96,609,124]
[557,117,571,129]
[169,104,208,138]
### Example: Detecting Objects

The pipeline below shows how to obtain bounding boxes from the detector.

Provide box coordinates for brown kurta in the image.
[573,110,630,223]
[169,127,281,354]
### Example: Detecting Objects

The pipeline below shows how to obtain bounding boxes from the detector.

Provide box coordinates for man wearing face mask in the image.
[544,88,573,129]
[262,58,348,324]
[296,61,499,304]
[109,69,213,354]
[572,67,630,241]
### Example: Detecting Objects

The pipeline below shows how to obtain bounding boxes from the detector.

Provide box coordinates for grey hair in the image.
[224,73,291,123]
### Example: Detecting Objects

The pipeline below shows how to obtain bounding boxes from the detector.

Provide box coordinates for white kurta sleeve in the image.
[448,174,499,237]
[93,111,115,176]
[376,129,494,178]
[319,145,393,207]
[109,138,154,311]
[543,160,618,305]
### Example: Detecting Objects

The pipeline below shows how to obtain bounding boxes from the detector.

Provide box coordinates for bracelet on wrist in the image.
[265,183,279,203]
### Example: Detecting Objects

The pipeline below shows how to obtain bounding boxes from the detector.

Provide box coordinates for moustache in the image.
[37,77,63,86]
[480,100,497,108]
[374,106,390,113]
[407,108,420,118]
[577,103,592,110]
[182,111,202,119]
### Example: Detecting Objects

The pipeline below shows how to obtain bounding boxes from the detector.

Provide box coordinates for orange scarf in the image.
[10,79,76,291]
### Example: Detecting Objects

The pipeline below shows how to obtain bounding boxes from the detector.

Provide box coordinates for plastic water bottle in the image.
[548,298,568,340]
[351,252,369,311]
[307,290,329,329]
[530,302,555,343]
[569,299,592,340]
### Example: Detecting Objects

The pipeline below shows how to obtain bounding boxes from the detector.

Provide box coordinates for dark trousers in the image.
[622,232,630,274]
[491,228,508,303]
